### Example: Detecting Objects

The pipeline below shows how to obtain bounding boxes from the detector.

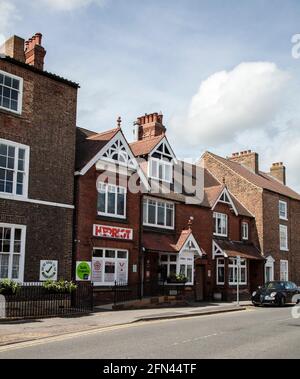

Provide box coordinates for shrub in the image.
[42,280,77,294]
[0,279,21,295]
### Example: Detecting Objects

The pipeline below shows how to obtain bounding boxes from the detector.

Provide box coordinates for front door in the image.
[195,265,205,301]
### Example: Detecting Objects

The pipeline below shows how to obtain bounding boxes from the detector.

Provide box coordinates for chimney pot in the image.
[270,162,286,185]
[25,33,46,70]
[229,150,259,173]
[136,112,166,141]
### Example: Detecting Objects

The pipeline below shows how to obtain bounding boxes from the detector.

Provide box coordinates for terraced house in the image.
[75,112,265,303]
[202,150,300,285]
[0,34,78,282]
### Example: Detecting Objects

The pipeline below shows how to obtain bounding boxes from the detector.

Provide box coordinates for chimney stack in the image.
[24,33,46,70]
[269,162,286,185]
[0,35,25,63]
[136,112,166,141]
[228,150,259,174]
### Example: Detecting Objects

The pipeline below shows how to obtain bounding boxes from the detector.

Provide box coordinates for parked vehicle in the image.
[251,281,300,306]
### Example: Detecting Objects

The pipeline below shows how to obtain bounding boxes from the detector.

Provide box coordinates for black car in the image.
[251,281,300,306]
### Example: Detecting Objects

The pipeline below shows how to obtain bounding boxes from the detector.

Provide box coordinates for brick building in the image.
[75,113,264,302]
[0,34,79,282]
[201,150,300,285]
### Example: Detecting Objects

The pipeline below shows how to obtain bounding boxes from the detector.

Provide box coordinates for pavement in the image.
[0,301,250,347]
[0,305,299,359]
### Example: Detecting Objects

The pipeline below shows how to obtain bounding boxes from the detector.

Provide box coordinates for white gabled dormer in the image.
[148,137,176,183]
[211,186,238,216]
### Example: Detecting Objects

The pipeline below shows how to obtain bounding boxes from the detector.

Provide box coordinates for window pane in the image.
[187,265,193,283]
[169,264,177,276]
[117,251,127,259]
[0,254,9,278]
[105,250,115,258]
[180,264,185,276]
[158,162,163,180]
[12,255,20,279]
[97,188,106,213]
[160,255,168,262]
[117,189,125,216]
[157,203,165,225]
[166,207,173,227]
[93,249,103,258]
[169,255,177,262]
[148,202,156,224]
[104,262,115,282]
[143,200,147,223]
[150,159,158,178]
[107,188,116,214]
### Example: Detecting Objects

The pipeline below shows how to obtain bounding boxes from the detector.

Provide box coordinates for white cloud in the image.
[39,0,106,11]
[174,62,290,147]
[0,0,19,44]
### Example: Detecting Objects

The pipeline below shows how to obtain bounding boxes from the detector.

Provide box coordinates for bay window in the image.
[159,253,194,285]
[228,258,247,285]
[213,212,228,237]
[92,248,128,285]
[0,70,23,114]
[97,183,126,218]
[0,223,26,282]
[0,139,29,197]
[143,198,174,229]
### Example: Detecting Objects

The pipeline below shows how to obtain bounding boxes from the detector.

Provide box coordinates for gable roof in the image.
[205,152,300,201]
[130,135,165,157]
[75,127,120,171]
[213,239,264,261]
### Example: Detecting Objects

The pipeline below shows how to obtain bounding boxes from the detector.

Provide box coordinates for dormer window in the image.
[149,158,172,183]
[148,138,176,183]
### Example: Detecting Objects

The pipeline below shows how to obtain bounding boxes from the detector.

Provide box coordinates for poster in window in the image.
[104,261,115,283]
[92,259,103,282]
[117,261,127,283]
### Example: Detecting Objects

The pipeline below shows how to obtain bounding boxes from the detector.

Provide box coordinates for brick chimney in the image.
[24,33,46,70]
[0,35,25,63]
[229,150,259,174]
[136,112,166,141]
[269,162,286,185]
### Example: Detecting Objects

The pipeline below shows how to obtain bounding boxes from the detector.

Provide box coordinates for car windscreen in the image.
[265,282,286,290]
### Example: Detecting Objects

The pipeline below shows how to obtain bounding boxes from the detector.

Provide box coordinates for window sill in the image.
[96,214,128,223]
[279,217,288,221]
[213,233,228,238]
[280,248,289,252]
[0,193,28,201]
[143,225,176,234]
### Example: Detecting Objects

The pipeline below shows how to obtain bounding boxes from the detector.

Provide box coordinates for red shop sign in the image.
[93,224,133,240]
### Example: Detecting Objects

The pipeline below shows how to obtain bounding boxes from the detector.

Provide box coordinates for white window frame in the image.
[159,252,194,286]
[148,157,173,183]
[0,139,30,199]
[216,257,225,285]
[279,224,289,251]
[0,70,23,115]
[228,257,247,285]
[265,256,275,283]
[241,222,249,241]
[97,182,126,219]
[92,248,128,286]
[279,200,288,220]
[143,197,175,229]
[0,223,26,282]
[280,260,289,281]
[213,212,228,237]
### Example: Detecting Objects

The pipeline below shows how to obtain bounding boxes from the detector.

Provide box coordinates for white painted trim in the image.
[213,212,228,237]
[279,224,289,251]
[77,130,150,190]
[143,196,175,230]
[265,256,275,283]
[0,69,23,115]
[280,259,289,281]
[92,248,128,286]
[0,194,74,209]
[212,240,228,259]
[149,136,177,163]
[179,234,202,257]
[216,257,225,285]
[0,138,30,198]
[0,222,26,282]
[148,157,173,183]
[241,222,249,241]
[211,187,238,216]
[97,182,127,219]
[279,200,288,220]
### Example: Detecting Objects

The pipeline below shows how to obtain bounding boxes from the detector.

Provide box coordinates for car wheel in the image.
[278,296,285,307]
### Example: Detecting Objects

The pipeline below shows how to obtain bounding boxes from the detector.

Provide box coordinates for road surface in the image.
[0,306,299,359]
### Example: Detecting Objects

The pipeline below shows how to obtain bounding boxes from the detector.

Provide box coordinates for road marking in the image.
[0,310,248,354]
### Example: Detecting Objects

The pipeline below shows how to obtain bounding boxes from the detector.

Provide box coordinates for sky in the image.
[1,0,300,190]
